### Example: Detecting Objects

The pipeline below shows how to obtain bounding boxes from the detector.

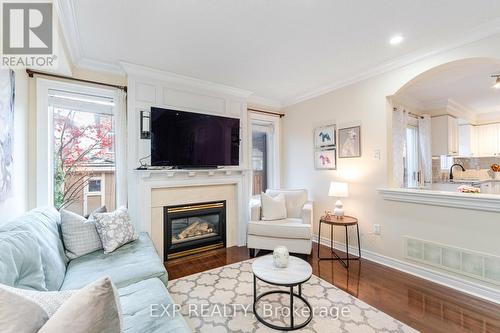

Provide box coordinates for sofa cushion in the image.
[61,233,167,290]
[119,278,191,333]
[247,219,312,239]
[266,189,308,218]
[0,230,47,290]
[0,207,68,291]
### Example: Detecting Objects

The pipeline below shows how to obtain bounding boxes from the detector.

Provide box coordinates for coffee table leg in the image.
[290,286,294,328]
[253,274,256,303]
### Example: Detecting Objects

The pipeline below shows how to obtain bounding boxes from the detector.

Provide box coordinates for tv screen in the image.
[150,107,240,167]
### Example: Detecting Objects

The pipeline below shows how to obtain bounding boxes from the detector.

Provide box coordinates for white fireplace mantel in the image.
[135,171,249,257]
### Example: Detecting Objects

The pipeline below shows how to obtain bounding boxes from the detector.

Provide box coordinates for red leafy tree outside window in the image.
[53,108,114,210]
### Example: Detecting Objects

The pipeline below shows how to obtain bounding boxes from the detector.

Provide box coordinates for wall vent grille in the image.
[404,237,500,285]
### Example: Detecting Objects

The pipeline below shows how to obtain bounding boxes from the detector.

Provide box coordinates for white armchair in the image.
[247,189,313,256]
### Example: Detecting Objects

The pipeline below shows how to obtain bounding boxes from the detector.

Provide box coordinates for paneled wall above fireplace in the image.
[122,63,252,247]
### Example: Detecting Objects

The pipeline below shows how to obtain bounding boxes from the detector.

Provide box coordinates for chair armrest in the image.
[301,201,314,225]
[250,200,261,221]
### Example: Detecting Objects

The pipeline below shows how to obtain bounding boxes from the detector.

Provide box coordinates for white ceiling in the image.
[395,58,500,115]
[60,0,500,107]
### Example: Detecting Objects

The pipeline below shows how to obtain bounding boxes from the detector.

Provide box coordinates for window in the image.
[249,112,281,196]
[252,130,268,195]
[88,179,102,193]
[405,125,420,188]
[51,89,116,216]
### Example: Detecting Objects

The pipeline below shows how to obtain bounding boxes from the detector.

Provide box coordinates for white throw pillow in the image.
[93,207,138,254]
[61,206,106,259]
[261,192,287,220]
[0,284,74,333]
[38,277,122,333]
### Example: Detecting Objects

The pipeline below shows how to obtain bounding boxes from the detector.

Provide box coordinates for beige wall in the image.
[0,70,29,221]
[282,34,500,292]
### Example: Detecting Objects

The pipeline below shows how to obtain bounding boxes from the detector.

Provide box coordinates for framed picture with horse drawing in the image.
[315,148,336,170]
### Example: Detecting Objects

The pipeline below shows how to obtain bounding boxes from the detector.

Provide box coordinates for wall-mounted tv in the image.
[150,107,240,168]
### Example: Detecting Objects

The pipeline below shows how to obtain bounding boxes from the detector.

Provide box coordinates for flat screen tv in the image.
[150,107,240,167]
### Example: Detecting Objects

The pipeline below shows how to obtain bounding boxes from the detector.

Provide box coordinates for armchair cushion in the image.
[265,189,307,218]
[247,219,312,239]
[261,192,287,220]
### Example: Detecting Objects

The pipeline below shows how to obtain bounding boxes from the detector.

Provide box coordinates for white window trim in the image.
[248,112,281,196]
[35,78,117,208]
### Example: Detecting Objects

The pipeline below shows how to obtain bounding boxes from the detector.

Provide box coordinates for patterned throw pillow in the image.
[60,206,106,259]
[93,207,138,254]
[0,284,74,333]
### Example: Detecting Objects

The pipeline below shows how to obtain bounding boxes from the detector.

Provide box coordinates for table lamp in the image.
[328,182,349,218]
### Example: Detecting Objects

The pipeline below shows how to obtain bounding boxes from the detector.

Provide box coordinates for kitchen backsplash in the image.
[432,156,500,182]
[454,156,500,169]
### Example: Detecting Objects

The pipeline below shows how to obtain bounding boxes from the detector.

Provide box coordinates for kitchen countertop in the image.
[378,187,500,212]
[434,179,500,185]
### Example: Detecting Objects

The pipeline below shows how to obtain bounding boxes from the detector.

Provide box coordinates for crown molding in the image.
[284,19,500,108]
[446,99,478,124]
[76,58,126,75]
[120,62,254,99]
[54,0,83,65]
[247,94,283,111]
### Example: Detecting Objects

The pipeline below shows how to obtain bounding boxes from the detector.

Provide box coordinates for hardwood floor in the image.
[165,243,500,333]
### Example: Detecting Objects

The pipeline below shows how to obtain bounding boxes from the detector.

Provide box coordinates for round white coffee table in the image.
[252,255,313,331]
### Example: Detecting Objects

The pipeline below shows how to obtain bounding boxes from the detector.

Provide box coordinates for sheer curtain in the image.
[114,89,127,207]
[418,115,432,185]
[392,107,408,187]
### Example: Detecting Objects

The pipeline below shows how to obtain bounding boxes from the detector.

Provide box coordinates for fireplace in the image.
[164,201,226,260]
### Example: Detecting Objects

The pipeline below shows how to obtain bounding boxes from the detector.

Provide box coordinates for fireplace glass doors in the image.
[164,201,226,260]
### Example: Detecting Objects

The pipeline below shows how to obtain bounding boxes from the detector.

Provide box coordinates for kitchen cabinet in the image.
[476,123,500,156]
[458,124,477,156]
[431,115,458,156]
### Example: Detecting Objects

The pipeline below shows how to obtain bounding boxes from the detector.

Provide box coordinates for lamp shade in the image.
[328,182,349,197]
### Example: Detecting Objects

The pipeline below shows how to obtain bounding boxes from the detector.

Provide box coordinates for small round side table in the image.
[317,215,361,268]
[252,255,313,331]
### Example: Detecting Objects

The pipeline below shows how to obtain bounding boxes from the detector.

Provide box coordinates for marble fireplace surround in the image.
[135,170,248,262]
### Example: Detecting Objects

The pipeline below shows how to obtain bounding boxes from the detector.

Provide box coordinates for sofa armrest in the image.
[250,200,261,221]
[301,201,313,225]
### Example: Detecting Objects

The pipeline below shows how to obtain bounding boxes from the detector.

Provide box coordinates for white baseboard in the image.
[312,235,500,304]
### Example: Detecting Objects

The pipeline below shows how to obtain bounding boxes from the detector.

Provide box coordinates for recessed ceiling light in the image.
[493,75,500,89]
[389,34,404,45]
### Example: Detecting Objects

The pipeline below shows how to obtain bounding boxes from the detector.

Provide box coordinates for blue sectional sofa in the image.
[0,207,191,333]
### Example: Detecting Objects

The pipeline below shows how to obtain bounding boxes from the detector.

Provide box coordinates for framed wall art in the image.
[0,69,15,202]
[314,125,335,147]
[338,126,361,158]
[315,148,336,170]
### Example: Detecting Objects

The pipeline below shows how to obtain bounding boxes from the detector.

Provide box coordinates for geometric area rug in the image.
[168,259,419,332]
